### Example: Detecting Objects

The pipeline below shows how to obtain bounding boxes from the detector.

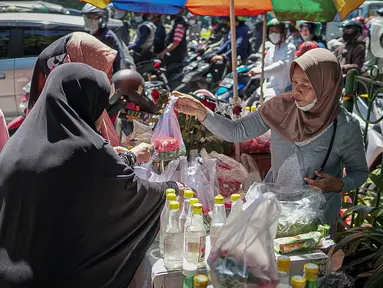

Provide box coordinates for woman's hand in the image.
[114,146,129,154]
[248,67,261,77]
[158,49,168,59]
[130,143,153,163]
[304,171,344,192]
[176,182,198,203]
[172,91,208,122]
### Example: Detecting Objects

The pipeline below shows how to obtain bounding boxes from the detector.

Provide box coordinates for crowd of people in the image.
[0,4,379,287]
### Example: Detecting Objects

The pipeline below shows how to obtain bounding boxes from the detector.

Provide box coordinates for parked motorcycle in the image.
[215,64,259,103]
[132,51,170,90]
[172,52,225,93]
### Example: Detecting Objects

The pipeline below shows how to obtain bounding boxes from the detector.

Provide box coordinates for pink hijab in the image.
[0,108,9,152]
[259,48,343,142]
[29,32,120,146]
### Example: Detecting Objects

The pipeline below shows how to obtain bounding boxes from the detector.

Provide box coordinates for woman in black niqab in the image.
[0,63,178,288]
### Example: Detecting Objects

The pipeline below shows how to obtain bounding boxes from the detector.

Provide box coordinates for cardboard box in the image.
[276,250,329,277]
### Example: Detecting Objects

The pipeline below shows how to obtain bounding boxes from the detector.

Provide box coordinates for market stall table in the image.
[148,236,212,288]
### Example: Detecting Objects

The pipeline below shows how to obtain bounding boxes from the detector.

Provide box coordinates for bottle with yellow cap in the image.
[186,203,206,267]
[291,276,306,288]
[159,191,177,257]
[230,193,242,216]
[184,198,199,257]
[193,274,209,287]
[210,194,226,247]
[164,201,183,269]
[243,106,251,117]
[180,190,194,232]
[277,256,290,288]
[303,263,319,288]
[251,105,257,113]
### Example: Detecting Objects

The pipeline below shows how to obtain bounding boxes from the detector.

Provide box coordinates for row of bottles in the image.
[277,256,319,288]
[160,189,242,270]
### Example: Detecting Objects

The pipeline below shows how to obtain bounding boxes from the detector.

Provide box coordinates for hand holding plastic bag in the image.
[152,96,186,161]
[208,191,281,287]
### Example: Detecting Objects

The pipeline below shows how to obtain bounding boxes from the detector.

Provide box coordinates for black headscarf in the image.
[0,63,177,287]
[28,33,72,110]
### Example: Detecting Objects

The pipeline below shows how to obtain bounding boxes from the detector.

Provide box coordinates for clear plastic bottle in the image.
[277,255,291,288]
[210,194,226,247]
[230,193,242,216]
[186,203,206,267]
[180,190,194,232]
[291,275,306,288]
[184,198,199,257]
[159,192,177,257]
[164,201,184,270]
[182,263,198,288]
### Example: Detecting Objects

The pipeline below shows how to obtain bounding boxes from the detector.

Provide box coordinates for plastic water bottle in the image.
[164,201,183,270]
[230,193,242,216]
[182,263,198,288]
[180,190,194,232]
[185,203,206,268]
[277,255,291,288]
[159,191,177,256]
[210,194,226,247]
[184,198,199,257]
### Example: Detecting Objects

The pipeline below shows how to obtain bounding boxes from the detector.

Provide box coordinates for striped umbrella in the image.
[82,0,364,22]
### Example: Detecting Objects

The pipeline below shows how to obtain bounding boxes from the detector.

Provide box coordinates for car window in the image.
[23,28,73,57]
[0,29,10,59]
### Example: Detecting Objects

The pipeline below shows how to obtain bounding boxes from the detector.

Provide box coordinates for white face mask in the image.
[295,98,317,111]
[113,11,126,20]
[189,19,196,25]
[135,15,143,23]
[302,35,312,41]
[269,32,281,44]
[84,18,99,34]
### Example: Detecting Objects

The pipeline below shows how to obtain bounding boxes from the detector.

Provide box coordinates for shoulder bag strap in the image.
[314,118,338,179]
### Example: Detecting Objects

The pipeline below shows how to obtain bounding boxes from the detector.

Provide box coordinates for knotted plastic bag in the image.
[152,96,186,161]
[207,152,248,198]
[207,191,281,288]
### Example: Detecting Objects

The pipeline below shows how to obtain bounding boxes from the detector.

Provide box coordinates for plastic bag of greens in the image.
[207,191,281,288]
[246,183,326,238]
